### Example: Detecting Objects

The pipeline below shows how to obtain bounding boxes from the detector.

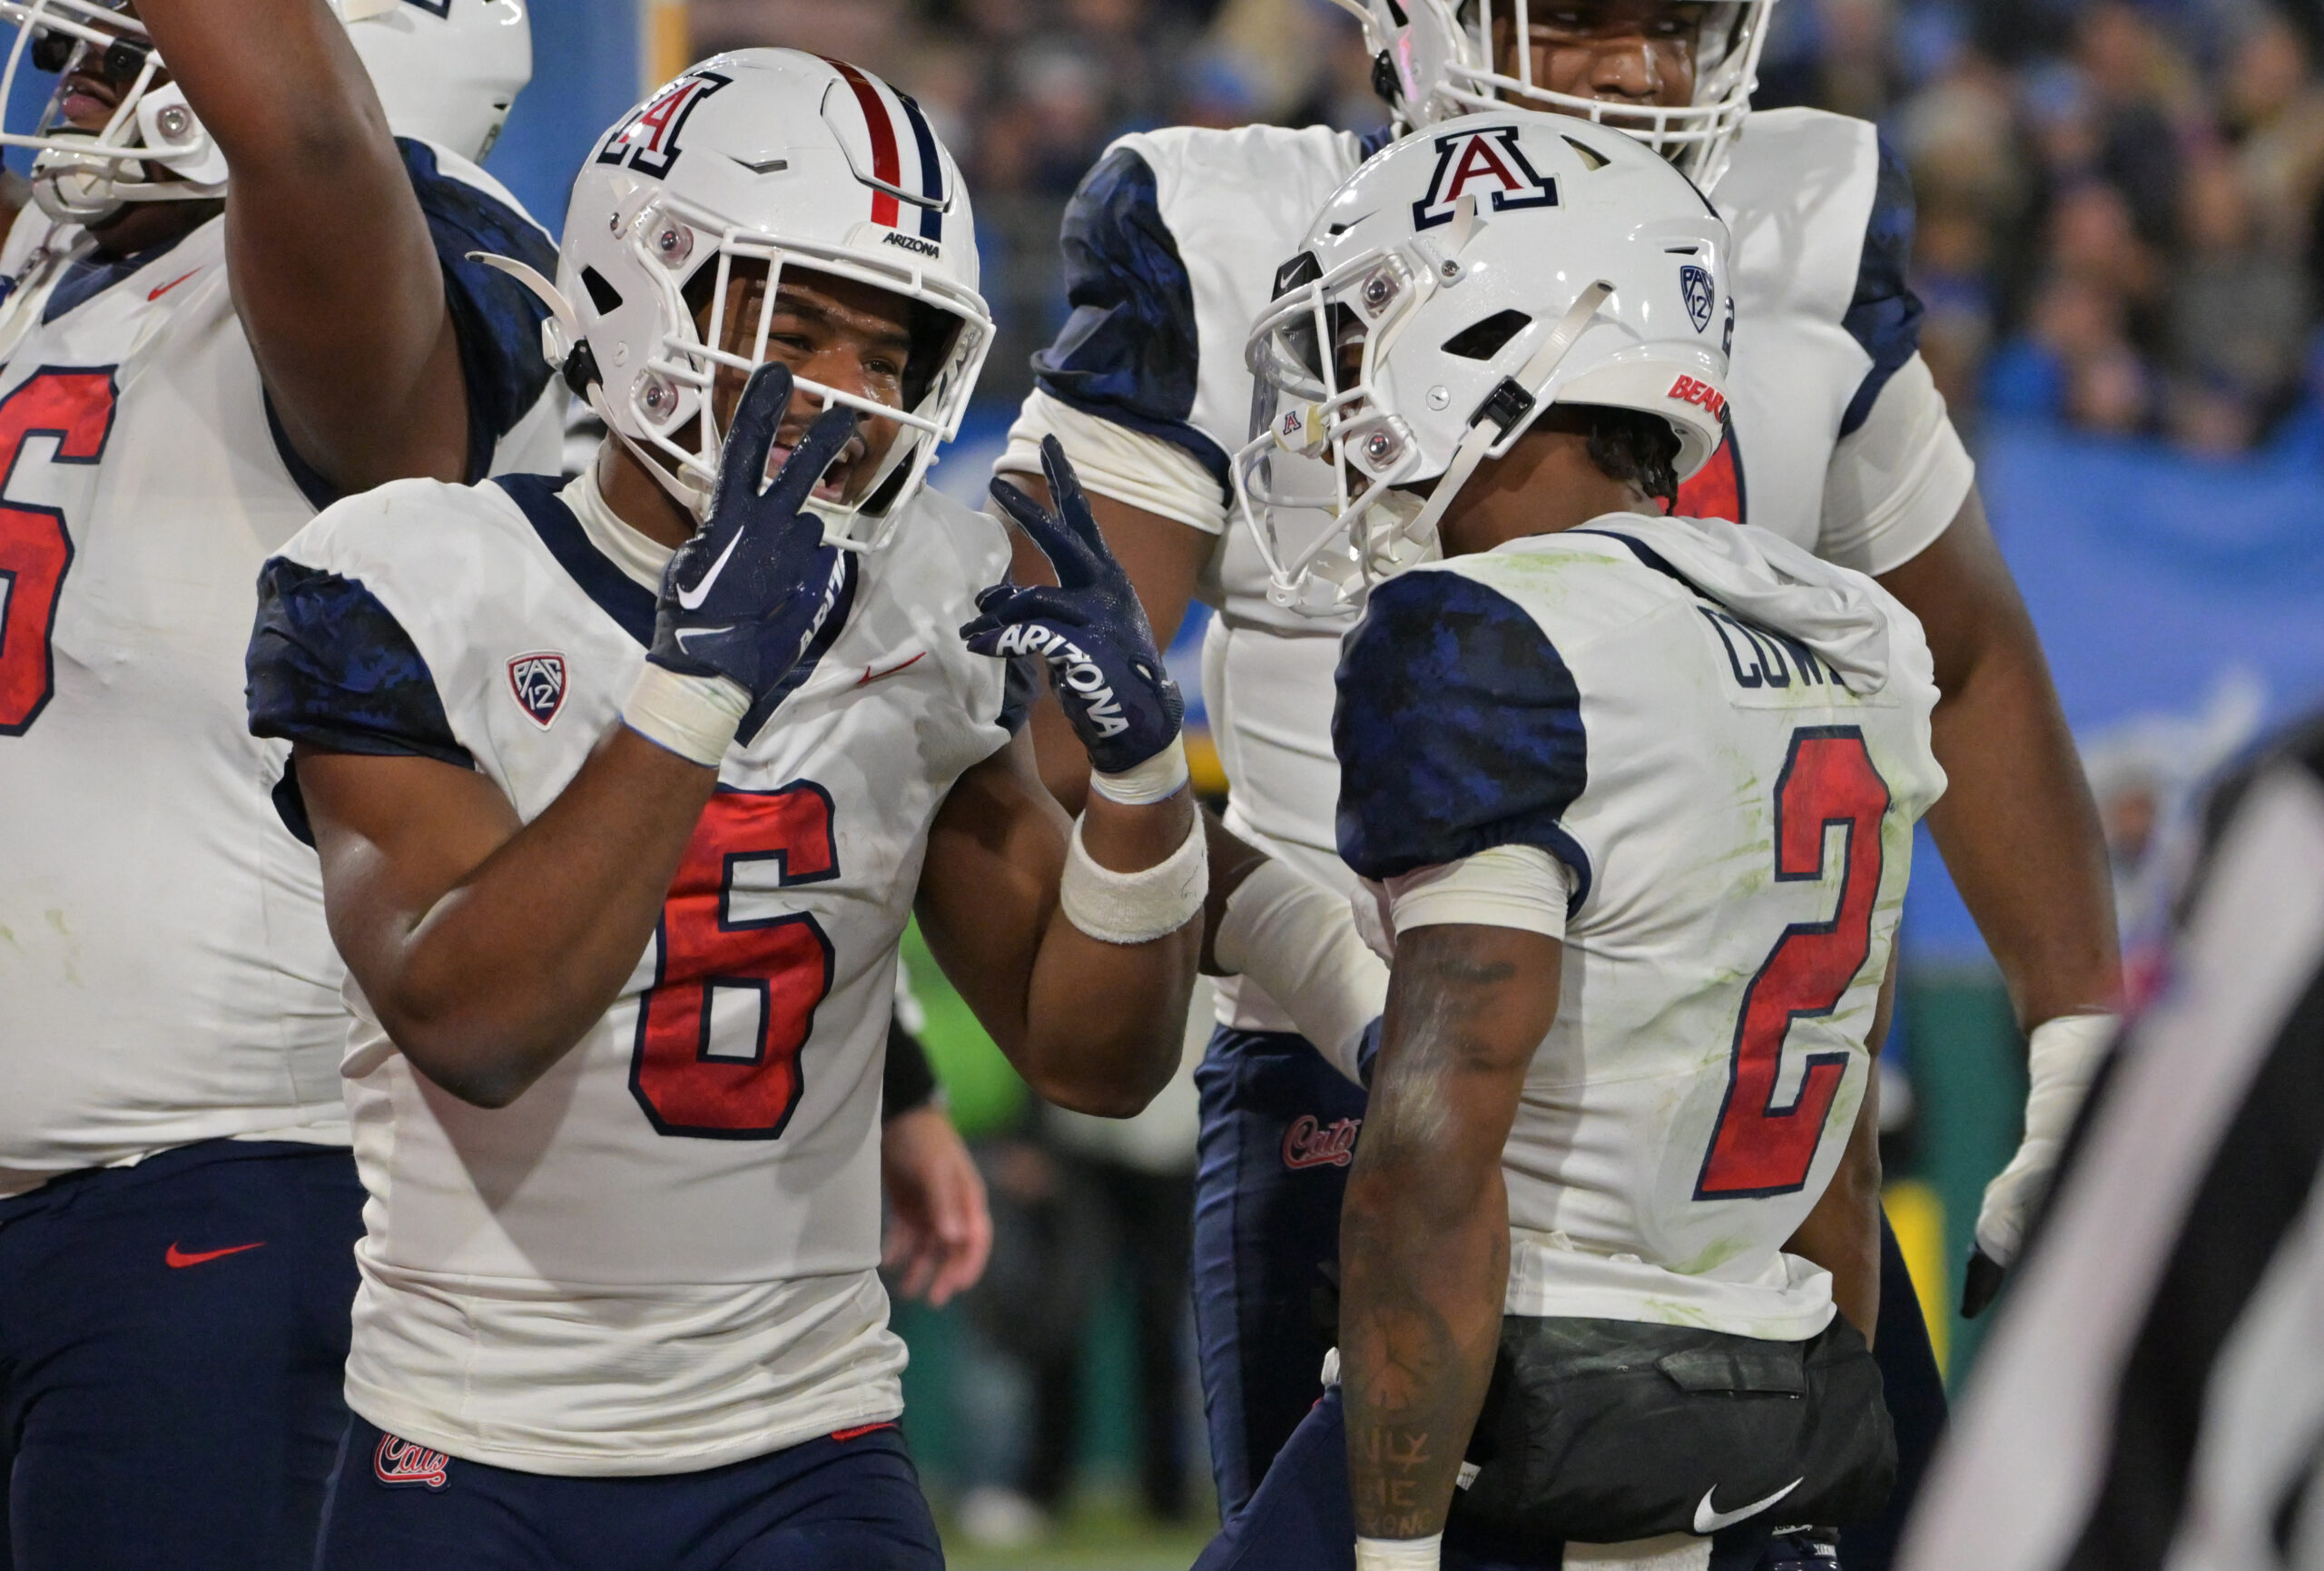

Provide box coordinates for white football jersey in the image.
[1001,110,1974,1031]
[247,467,1020,1474]
[1335,516,1946,1339]
[0,142,564,1193]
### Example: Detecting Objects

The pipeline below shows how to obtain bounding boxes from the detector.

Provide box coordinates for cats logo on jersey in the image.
[596,70,732,179]
[1412,124,1560,230]
[506,652,566,729]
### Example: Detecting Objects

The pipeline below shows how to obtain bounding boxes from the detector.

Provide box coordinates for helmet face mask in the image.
[0,0,530,224]
[1232,113,1731,614]
[0,0,226,224]
[551,52,993,549]
[1332,0,1774,191]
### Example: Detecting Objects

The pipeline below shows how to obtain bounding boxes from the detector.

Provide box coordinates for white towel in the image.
[1578,512,1929,699]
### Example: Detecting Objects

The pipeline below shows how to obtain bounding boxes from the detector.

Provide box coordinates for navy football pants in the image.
[314,1416,943,1571]
[1192,1387,1795,1571]
[1189,1026,1946,1566]
[0,1140,365,1571]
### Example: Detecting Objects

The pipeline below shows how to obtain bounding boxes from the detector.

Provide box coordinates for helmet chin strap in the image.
[1393,280,1615,555]
[473,247,714,520]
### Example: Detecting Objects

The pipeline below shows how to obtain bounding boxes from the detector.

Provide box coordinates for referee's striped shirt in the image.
[1901,714,2324,1571]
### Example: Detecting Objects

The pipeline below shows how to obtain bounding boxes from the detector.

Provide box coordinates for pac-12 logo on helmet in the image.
[1412,125,1560,231]
[1681,264,1716,333]
[507,652,567,729]
[596,71,733,180]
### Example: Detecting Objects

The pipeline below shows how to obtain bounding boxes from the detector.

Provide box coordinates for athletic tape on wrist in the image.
[622,663,749,768]
[1088,735,1190,806]
[1354,1535,1443,1571]
[1059,808,1206,945]
[1214,857,1387,1086]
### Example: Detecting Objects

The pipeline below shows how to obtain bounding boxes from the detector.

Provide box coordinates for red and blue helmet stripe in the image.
[825,57,946,243]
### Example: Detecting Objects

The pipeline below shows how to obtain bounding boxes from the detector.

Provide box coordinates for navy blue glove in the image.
[648,362,856,703]
[967,436,1184,777]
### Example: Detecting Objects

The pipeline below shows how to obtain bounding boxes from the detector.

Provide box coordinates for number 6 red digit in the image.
[0,368,119,735]
[630,783,840,1140]
[1696,726,1891,1198]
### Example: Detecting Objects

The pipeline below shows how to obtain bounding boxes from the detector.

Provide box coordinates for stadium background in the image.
[23,0,2324,1561]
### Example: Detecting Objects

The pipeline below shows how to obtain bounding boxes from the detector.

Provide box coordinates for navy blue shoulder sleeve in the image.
[1030,144,1227,488]
[401,139,559,480]
[1837,132,1925,438]
[247,556,474,845]
[248,557,473,767]
[1333,570,1590,908]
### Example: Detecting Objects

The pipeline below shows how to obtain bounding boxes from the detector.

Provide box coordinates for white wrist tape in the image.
[1974,1011,2119,1266]
[1089,734,1190,806]
[1215,857,1388,1086]
[1059,808,1206,945]
[621,663,750,768]
[1355,1535,1443,1571]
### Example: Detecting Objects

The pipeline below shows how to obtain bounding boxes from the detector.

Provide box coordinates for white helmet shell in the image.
[547,49,991,545]
[338,0,532,164]
[0,0,531,222]
[1232,112,1731,614]
[1327,0,1776,191]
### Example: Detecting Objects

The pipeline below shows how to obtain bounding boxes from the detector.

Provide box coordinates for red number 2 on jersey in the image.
[1696,726,1891,1198]
[630,784,839,1139]
[0,368,120,735]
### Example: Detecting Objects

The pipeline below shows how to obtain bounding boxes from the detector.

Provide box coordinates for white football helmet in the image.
[1232,112,1731,614]
[501,49,991,547]
[0,0,530,222]
[1327,0,1775,190]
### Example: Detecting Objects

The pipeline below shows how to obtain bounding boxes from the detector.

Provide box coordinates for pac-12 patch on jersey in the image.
[506,652,566,729]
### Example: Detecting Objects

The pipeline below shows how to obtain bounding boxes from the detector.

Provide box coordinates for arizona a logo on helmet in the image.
[597,71,733,179]
[1412,125,1560,230]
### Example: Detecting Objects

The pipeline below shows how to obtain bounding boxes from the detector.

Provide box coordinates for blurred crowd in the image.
[1784,0,2324,453]
[684,0,2324,455]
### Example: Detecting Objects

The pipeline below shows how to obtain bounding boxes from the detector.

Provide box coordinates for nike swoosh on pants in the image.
[1692,1477,1802,1534]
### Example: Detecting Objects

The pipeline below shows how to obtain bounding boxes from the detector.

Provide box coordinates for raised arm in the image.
[919,437,1205,1115]
[135,0,469,493]
[1341,922,1561,1545]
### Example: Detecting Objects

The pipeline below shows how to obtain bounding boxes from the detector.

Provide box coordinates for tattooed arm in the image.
[1341,922,1562,1549]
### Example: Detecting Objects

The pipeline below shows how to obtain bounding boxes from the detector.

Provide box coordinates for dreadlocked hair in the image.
[1579,406,1682,510]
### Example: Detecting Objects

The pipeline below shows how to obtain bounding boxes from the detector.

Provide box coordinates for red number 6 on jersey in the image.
[1696,726,1891,1198]
[0,368,120,735]
[630,783,839,1139]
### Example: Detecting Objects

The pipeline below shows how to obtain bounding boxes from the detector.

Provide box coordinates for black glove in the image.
[966,436,1183,777]
[647,361,856,704]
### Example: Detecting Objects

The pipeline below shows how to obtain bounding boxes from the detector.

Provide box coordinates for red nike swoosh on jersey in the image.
[164,1241,265,1269]
[856,652,926,686]
[146,269,200,301]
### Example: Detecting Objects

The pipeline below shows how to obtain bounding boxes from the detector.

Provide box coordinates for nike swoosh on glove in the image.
[966,435,1184,776]
[647,361,856,703]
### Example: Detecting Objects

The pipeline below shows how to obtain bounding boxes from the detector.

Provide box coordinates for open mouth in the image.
[57,65,123,131]
[762,427,870,506]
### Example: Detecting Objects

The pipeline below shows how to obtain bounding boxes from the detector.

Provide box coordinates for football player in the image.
[244,53,1202,1568]
[0,4,556,1566]
[997,1,2118,1558]
[1201,112,1941,1571]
